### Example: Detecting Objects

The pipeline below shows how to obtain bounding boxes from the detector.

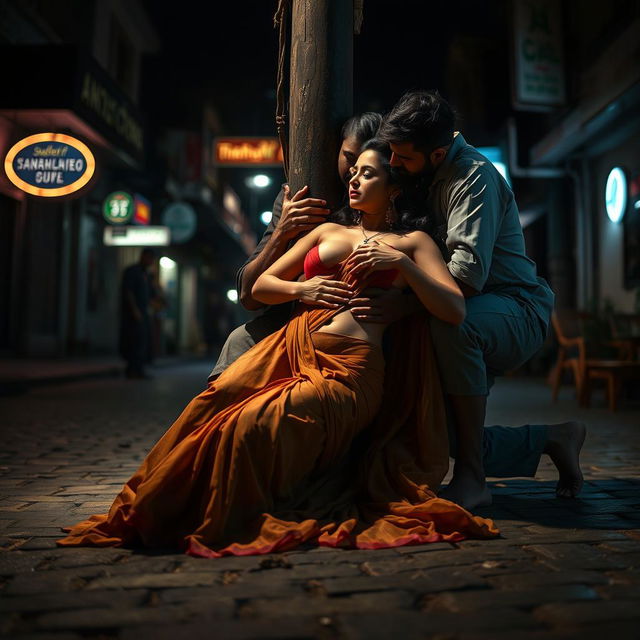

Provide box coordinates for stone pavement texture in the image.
[0,362,639,639]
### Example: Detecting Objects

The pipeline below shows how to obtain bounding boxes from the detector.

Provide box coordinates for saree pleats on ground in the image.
[58,263,498,556]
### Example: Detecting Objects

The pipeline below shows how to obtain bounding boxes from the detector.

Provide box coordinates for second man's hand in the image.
[348,287,410,324]
[274,185,331,241]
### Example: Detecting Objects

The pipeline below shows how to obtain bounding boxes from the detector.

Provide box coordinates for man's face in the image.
[338,135,360,185]
[389,142,427,176]
[141,253,156,270]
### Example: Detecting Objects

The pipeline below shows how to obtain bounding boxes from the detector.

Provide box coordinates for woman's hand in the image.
[345,241,409,279]
[298,276,353,308]
[276,185,330,241]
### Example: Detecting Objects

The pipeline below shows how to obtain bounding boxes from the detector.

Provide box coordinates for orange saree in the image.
[57,261,498,557]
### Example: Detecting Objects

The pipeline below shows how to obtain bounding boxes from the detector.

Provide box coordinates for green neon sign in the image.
[103,191,134,224]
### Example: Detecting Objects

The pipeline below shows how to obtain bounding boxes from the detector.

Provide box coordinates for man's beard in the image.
[394,162,437,194]
[396,161,437,181]
[418,161,438,181]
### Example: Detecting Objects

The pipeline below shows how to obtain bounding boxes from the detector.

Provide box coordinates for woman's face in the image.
[338,135,360,185]
[348,149,396,215]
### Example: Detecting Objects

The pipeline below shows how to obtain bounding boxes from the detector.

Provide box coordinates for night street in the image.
[2,0,640,637]
[1,365,639,639]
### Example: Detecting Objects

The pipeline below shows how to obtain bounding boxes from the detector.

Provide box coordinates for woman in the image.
[210,112,384,379]
[58,140,498,557]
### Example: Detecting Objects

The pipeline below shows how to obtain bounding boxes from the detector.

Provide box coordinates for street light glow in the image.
[226,289,238,303]
[260,210,272,225]
[160,257,177,269]
[251,174,271,188]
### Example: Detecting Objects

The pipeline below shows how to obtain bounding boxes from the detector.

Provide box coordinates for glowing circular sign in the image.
[162,202,197,243]
[605,167,627,223]
[103,191,134,224]
[4,133,95,197]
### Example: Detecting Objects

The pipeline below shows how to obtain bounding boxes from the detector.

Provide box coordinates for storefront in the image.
[0,44,149,357]
[528,22,640,313]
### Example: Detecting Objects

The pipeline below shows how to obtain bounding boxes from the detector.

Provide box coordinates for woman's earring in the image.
[353,210,362,224]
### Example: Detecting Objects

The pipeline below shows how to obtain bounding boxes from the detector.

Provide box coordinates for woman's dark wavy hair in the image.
[328,138,435,235]
[341,112,383,146]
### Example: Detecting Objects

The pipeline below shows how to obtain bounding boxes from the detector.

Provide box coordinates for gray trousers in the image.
[208,310,291,380]
[210,295,550,478]
[430,293,551,477]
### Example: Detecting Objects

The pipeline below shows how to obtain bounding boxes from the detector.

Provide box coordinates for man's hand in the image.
[349,287,410,324]
[275,185,331,240]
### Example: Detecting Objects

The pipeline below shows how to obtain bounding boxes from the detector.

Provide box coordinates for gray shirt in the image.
[427,133,554,326]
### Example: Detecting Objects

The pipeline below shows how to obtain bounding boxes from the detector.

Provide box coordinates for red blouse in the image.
[303,245,398,289]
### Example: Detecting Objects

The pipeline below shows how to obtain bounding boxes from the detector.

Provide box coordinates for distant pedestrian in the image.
[119,249,157,379]
[148,271,168,364]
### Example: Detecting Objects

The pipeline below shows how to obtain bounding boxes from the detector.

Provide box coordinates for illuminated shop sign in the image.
[133,194,151,225]
[162,202,197,243]
[214,137,283,167]
[103,191,152,225]
[605,167,627,223]
[512,0,566,110]
[103,191,134,224]
[4,133,95,197]
[103,226,170,247]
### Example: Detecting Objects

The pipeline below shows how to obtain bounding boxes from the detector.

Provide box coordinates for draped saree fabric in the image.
[58,259,498,556]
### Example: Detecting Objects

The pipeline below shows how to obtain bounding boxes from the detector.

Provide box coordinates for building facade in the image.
[0,0,256,363]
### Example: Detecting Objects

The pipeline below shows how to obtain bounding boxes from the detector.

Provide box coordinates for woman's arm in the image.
[347,231,465,325]
[252,224,352,308]
[239,186,330,310]
[402,232,466,324]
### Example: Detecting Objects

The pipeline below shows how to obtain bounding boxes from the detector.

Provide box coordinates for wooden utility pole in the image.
[288,0,353,208]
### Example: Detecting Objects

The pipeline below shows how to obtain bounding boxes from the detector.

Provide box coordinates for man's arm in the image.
[444,164,501,297]
[238,185,330,310]
[237,189,286,310]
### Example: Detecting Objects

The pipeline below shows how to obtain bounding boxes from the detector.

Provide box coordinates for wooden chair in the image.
[550,309,640,411]
[608,313,640,361]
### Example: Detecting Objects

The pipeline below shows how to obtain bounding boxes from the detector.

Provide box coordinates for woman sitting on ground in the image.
[58,139,498,557]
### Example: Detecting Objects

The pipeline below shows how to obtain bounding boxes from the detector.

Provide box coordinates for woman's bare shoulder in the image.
[404,229,436,245]
[319,222,349,231]
[316,222,352,237]
[298,222,344,244]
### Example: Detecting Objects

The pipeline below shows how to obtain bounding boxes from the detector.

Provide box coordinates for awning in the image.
[530,20,640,166]
[0,45,146,168]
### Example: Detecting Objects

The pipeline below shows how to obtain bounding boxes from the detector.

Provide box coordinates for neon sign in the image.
[4,133,95,197]
[103,226,170,247]
[215,138,283,167]
[605,167,627,223]
[103,191,134,224]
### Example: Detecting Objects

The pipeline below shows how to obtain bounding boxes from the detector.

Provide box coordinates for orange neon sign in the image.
[214,137,283,167]
[4,133,96,197]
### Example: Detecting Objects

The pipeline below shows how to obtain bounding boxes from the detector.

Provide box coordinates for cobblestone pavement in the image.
[1,362,639,639]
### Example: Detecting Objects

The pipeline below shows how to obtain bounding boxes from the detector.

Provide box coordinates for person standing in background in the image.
[119,249,157,379]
